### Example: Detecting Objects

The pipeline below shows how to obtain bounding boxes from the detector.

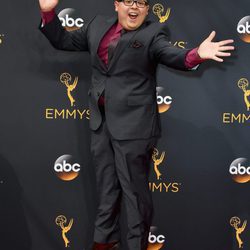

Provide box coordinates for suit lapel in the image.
[93,16,149,72]
[108,22,147,71]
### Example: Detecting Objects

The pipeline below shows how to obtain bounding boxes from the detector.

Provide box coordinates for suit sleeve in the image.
[149,25,191,71]
[39,15,95,52]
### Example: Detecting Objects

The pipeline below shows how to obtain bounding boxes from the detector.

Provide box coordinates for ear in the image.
[114,1,119,12]
[146,5,149,15]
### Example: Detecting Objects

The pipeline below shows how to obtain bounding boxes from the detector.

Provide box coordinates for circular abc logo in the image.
[148,226,165,250]
[54,155,81,181]
[229,158,250,183]
[237,16,250,43]
[156,86,173,113]
[58,8,84,31]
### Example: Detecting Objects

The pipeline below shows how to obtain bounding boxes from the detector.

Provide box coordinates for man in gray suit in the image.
[39,0,234,249]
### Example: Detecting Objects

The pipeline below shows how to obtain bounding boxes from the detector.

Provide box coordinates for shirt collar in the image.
[115,22,124,34]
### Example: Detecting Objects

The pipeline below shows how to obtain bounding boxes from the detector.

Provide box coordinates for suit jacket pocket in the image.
[127,94,154,106]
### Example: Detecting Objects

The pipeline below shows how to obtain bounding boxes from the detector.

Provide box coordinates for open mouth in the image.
[128,13,139,20]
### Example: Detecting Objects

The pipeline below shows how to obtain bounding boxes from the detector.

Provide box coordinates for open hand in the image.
[197,31,234,62]
[39,0,59,12]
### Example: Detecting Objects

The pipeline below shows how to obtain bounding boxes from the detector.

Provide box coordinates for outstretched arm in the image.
[39,0,91,51]
[149,25,191,71]
[150,25,234,70]
[197,31,234,62]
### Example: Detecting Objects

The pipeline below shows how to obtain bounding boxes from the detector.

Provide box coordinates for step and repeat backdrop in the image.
[0,0,249,250]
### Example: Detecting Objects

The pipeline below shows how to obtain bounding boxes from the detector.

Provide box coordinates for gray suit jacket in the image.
[40,15,191,140]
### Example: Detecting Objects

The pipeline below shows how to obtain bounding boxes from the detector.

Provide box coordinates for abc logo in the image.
[229,158,250,184]
[156,86,173,113]
[230,163,250,175]
[148,227,165,249]
[58,8,84,31]
[237,16,250,43]
[157,95,172,105]
[148,232,165,244]
[54,155,81,181]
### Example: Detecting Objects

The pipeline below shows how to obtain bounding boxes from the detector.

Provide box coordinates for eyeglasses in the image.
[118,0,149,8]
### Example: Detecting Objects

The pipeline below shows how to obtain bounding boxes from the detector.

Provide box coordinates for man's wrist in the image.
[185,47,207,69]
[193,47,207,62]
[40,6,55,12]
[41,9,56,25]
[197,46,204,59]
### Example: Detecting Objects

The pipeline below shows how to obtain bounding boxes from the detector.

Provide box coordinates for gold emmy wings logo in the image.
[152,3,171,23]
[60,73,78,107]
[149,148,181,193]
[238,78,250,111]
[152,148,165,180]
[230,216,247,248]
[45,72,90,120]
[222,78,250,124]
[55,215,74,248]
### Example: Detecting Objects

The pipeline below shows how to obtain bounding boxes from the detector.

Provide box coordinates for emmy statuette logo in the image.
[55,215,74,248]
[238,78,250,111]
[44,72,90,120]
[149,148,181,193]
[230,216,247,248]
[60,73,78,107]
[152,148,165,180]
[152,3,171,23]
[222,78,250,124]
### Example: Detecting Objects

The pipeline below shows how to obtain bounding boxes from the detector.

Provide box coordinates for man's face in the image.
[114,0,149,31]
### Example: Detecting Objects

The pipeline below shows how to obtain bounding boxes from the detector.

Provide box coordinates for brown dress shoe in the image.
[92,241,119,250]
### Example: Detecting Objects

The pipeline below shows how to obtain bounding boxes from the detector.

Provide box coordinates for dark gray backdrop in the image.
[0,0,249,250]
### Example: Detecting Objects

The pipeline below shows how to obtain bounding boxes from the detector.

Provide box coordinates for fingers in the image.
[212,56,223,62]
[219,46,235,51]
[218,39,234,46]
[206,31,216,42]
[205,34,235,62]
[216,51,231,57]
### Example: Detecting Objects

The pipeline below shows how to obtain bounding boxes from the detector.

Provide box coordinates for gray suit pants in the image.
[91,107,157,250]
